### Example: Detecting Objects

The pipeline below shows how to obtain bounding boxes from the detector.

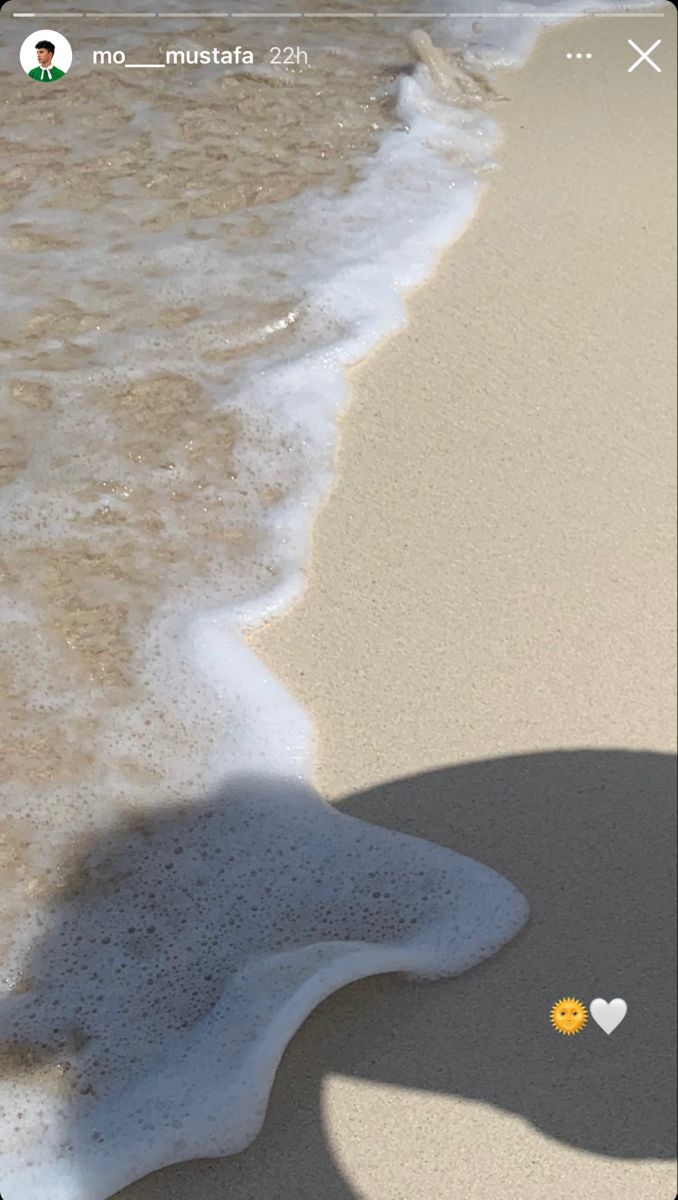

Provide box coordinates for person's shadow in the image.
[1,749,675,1199]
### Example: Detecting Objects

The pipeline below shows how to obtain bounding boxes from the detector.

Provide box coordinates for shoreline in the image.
[250,10,677,792]
[118,9,673,1200]
[244,11,676,1200]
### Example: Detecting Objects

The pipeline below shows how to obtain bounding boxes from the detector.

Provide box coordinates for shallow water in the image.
[1,0,503,970]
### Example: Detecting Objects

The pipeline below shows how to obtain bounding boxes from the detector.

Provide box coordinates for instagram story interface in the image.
[0,4,676,1200]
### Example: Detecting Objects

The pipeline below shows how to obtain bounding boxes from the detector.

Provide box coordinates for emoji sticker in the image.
[550,996,588,1036]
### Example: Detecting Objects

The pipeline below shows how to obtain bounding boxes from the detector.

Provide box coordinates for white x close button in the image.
[627,38,662,73]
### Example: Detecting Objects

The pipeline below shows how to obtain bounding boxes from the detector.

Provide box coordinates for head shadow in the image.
[1,748,675,1200]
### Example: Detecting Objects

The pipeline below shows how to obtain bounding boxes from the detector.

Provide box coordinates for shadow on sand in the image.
[2,749,675,1199]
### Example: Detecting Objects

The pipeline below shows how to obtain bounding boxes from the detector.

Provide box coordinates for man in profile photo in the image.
[28,40,65,82]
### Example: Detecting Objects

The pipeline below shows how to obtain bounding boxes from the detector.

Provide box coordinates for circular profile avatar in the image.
[20,29,72,83]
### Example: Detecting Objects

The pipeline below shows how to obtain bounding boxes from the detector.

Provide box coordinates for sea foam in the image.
[0,776,528,1199]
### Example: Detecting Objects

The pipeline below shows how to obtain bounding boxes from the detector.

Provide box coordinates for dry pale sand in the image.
[118,13,677,1200]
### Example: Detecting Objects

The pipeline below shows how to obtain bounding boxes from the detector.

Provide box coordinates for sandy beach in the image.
[111,11,676,1200]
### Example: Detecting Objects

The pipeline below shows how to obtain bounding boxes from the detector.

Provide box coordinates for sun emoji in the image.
[550,997,588,1036]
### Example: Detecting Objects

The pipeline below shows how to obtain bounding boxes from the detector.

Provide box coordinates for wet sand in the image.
[118,12,677,1200]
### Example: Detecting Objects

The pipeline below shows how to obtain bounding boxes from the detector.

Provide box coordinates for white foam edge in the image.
[184,74,494,769]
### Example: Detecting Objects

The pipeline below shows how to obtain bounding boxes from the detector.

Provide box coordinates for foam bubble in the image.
[0,776,527,1199]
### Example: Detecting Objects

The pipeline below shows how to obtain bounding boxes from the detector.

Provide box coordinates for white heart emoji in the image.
[590,997,627,1035]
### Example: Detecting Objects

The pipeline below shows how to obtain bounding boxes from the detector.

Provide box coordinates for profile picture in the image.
[20,29,72,82]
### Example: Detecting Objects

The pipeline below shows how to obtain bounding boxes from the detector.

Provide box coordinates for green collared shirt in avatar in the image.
[28,65,66,82]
